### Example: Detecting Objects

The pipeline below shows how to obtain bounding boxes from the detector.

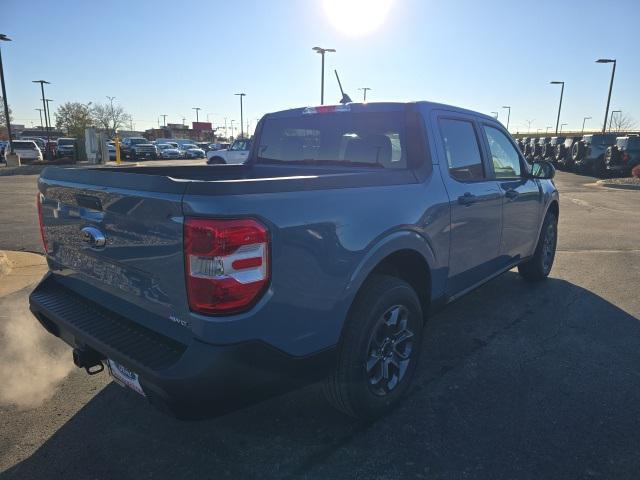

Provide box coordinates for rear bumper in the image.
[29,275,336,418]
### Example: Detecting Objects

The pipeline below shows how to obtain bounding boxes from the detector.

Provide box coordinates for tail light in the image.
[623,153,630,163]
[184,218,269,315]
[36,193,49,253]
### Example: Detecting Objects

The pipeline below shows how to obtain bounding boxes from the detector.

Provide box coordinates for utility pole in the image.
[608,110,621,132]
[596,59,616,134]
[35,108,44,130]
[235,93,245,138]
[32,80,51,160]
[312,47,336,105]
[358,87,371,102]
[502,106,511,131]
[550,81,564,135]
[45,99,53,131]
[192,107,201,123]
[0,34,14,155]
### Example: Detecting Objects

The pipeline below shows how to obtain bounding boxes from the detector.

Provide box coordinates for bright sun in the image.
[322,0,394,36]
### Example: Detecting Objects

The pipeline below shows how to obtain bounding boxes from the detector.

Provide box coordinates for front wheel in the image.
[323,274,423,419]
[518,211,558,281]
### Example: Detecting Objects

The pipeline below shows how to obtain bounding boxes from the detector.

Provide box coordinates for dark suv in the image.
[120,137,158,160]
[542,137,562,162]
[572,134,617,176]
[555,136,581,170]
[604,136,640,176]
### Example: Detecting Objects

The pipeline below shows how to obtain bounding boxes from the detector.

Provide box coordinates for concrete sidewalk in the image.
[0,251,47,297]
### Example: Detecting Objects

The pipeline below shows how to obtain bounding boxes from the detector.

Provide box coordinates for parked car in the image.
[6,140,43,163]
[0,140,7,157]
[107,142,117,161]
[31,101,559,420]
[120,137,158,160]
[544,136,565,164]
[571,134,617,176]
[532,137,550,161]
[524,137,538,162]
[183,144,206,159]
[555,136,582,170]
[157,143,182,160]
[206,138,251,164]
[56,138,77,159]
[604,136,640,176]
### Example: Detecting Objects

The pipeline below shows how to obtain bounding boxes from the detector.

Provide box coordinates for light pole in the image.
[560,123,567,133]
[358,87,371,102]
[550,81,564,134]
[206,112,215,123]
[491,111,498,119]
[596,58,616,134]
[235,93,246,138]
[45,99,53,131]
[312,47,335,105]
[161,114,167,127]
[502,106,511,131]
[608,110,621,132]
[0,34,14,155]
[106,95,115,109]
[32,80,51,159]
[582,116,591,135]
[230,119,235,139]
[35,108,44,130]
[545,126,551,134]
[192,107,201,123]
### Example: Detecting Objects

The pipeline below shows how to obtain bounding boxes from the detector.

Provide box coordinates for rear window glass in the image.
[13,141,37,149]
[257,111,406,168]
[57,139,75,146]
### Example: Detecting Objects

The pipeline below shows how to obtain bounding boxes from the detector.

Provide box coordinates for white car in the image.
[206,138,251,165]
[5,140,43,163]
[156,143,182,159]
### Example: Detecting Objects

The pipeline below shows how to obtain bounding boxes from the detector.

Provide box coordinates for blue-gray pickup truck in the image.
[30,101,559,419]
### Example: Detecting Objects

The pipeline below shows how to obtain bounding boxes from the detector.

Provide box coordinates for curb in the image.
[596,181,640,191]
[0,251,47,299]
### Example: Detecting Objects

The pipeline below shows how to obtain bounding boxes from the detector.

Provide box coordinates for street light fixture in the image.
[502,106,511,131]
[596,58,616,134]
[312,47,335,105]
[358,87,371,102]
[0,34,14,155]
[192,107,201,123]
[32,79,51,159]
[582,117,591,134]
[608,110,621,132]
[235,93,246,138]
[491,111,498,119]
[549,81,565,135]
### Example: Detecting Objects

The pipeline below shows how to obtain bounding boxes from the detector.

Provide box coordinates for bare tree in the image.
[610,113,637,133]
[91,102,131,137]
[55,102,94,138]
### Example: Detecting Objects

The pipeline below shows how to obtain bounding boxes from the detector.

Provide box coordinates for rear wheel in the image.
[518,211,558,281]
[207,156,226,165]
[324,274,423,419]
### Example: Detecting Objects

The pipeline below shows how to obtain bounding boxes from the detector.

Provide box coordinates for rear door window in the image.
[438,118,485,181]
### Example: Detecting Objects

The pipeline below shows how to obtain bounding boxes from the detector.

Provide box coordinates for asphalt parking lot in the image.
[1,169,639,479]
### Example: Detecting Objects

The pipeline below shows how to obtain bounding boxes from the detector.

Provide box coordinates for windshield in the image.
[13,141,37,149]
[57,139,75,146]
[257,111,406,168]
[130,138,149,145]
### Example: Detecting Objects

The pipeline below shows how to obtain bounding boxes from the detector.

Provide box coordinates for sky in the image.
[2,0,639,135]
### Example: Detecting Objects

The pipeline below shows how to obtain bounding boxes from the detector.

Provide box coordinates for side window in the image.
[438,118,485,181]
[483,125,521,178]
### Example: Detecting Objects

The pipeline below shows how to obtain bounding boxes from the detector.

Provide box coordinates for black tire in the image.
[518,211,558,281]
[323,274,423,419]
[207,156,226,165]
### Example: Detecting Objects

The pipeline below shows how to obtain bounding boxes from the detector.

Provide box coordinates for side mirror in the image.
[530,160,555,180]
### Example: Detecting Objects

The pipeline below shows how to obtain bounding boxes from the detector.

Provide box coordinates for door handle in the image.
[505,189,520,200]
[458,192,477,206]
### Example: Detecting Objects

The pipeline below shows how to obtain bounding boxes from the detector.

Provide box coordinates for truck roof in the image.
[265,101,498,122]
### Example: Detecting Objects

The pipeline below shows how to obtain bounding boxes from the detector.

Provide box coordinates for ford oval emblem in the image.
[81,226,107,249]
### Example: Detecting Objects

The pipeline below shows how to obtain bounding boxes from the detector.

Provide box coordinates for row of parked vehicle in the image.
[116,137,230,161]
[516,134,640,177]
[1,137,78,163]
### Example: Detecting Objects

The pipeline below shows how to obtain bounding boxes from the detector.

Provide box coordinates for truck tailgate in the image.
[38,167,191,342]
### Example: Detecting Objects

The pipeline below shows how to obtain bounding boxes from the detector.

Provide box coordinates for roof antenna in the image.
[334,70,352,104]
